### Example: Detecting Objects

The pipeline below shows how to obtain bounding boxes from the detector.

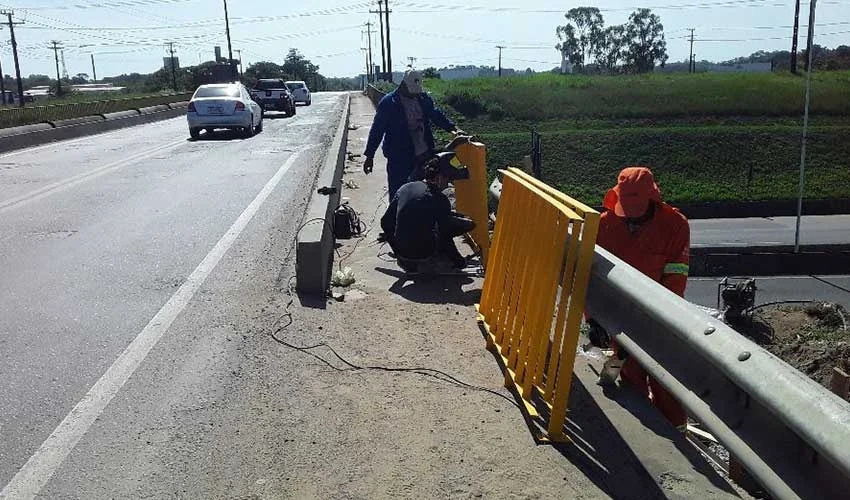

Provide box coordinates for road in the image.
[691,215,850,248]
[687,275,850,310]
[0,94,346,498]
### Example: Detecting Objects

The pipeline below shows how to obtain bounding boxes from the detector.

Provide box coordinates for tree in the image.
[596,25,626,73]
[71,73,90,85]
[282,49,319,81]
[422,67,441,79]
[556,7,605,72]
[244,61,287,87]
[623,9,668,73]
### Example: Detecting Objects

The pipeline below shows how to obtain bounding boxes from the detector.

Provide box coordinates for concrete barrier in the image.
[49,115,105,128]
[138,104,171,115]
[690,244,850,277]
[102,109,141,120]
[0,123,54,138]
[168,101,189,109]
[0,107,186,154]
[296,94,351,295]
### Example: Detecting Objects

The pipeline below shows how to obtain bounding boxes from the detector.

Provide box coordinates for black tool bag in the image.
[333,204,364,240]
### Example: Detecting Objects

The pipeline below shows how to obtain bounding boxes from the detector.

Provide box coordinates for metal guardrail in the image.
[453,141,491,266]
[478,168,599,442]
[487,171,850,499]
[0,93,192,129]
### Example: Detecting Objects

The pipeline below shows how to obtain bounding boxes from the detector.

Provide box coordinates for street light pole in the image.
[794,0,817,253]
[223,0,235,81]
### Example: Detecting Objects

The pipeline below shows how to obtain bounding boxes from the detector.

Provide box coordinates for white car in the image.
[187,83,263,139]
[285,80,311,106]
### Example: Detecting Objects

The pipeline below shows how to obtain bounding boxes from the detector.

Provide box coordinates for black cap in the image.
[432,151,469,181]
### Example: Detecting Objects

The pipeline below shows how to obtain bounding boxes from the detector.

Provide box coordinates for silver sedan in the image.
[187,83,263,139]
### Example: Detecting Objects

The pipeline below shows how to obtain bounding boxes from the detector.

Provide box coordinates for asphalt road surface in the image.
[691,215,850,248]
[687,275,850,310]
[0,94,346,498]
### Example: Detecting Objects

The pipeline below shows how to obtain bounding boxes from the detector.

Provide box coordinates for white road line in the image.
[0,148,308,500]
[0,139,185,214]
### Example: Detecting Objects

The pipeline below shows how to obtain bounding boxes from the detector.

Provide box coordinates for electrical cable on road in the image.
[268,277,520,409]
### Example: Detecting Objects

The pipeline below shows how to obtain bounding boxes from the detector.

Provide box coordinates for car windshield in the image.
[286,82,305,91]
[255,80,285,90]
[194,86,240,98]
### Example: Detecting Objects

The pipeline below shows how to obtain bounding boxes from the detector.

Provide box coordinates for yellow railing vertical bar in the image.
[495,180,538,348]
[490,177,526,343]
[543,219,582,401]
[547,213,601,442]
[504,193,545,375]
[480,175,518,319]
[526,213,571,393]
[510,197,553,384]
[521,209,569,397]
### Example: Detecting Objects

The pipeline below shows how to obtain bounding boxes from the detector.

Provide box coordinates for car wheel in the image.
[306,99,311,106]
[256,117,263,133]
[189,127,201,140]
[244,117,255,138]
[290,105,297,116]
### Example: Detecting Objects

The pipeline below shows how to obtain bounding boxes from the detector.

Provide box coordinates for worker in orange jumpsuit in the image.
[595,167,690,431]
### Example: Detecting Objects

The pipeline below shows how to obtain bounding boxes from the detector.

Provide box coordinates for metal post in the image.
[91,53,97,82]
[384,0,393,82]
[0,55,6,105]
[223,0,235,81]
[794,0,817,253]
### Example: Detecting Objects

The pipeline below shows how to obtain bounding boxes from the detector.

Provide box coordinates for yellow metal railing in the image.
[453,141,490,266]
[477,168,599,443]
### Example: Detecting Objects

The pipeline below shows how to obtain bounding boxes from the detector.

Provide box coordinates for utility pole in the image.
[0,56,6,105]
[370,1,386,80]
[223,0,235,81]
[362,48,369,88]
[50,40,63,97]
[688,29,695,73]
[1,10,25,107]
[791,0,801,74]
[384,0,393,82]
[795,0,818,253]
[496,45,505,77]
[91,54,97,82]
[166,42,178,91]
[365,21,374,82]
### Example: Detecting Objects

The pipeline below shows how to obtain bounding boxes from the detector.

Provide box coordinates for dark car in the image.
[250,79,296,116]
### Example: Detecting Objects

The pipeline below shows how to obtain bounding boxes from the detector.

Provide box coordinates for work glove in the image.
[363,157,374,174]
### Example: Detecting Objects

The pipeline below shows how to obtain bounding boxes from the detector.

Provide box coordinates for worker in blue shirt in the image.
[363,68,463,199]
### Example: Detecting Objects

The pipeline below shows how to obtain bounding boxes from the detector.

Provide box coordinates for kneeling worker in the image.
[380,151,475,273]
[595,166,690,431]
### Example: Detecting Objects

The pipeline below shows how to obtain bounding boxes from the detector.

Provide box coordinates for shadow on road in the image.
[186,129,249,142]
[263,113,296,120]
[376,266,481,306]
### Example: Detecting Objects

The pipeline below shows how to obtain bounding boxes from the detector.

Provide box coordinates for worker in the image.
[363,67,463,200]
[595,167,690,431]
[379,151,475,273]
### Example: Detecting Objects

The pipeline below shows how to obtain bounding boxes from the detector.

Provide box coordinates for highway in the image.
[0,94,346,498]
[691,215,850,248]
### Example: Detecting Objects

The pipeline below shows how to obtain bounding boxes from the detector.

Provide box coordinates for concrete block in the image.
[49,115,105,128]
[168,101,189,109]
[102,109,141,120]
[0,123,54,138]
[296,95,351,295]
[138,104,171,115]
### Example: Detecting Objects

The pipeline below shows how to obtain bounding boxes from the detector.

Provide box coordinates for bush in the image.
[486,102,505,121]
[445,90,486,118]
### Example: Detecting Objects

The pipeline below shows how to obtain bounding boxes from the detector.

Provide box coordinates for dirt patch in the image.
[744,303,850,389]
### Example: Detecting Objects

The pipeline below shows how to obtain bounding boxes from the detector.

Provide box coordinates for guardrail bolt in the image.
[738,351,752,361]
[704,326,716,335]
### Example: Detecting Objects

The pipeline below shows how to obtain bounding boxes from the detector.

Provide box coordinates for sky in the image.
[0,0,846,80]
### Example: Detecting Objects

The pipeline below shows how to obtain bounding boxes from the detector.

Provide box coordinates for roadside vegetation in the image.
[421,71,850,205]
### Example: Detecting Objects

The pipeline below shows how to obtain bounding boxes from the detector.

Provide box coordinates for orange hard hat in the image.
[603,167,662,218]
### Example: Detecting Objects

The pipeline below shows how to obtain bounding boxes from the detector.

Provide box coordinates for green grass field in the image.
[421,71,850,205]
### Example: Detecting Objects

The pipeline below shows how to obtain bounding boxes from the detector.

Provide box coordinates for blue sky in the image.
[0,0,846,79]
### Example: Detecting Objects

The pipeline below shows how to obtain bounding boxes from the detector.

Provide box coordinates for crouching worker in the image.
[380,151,475,273]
